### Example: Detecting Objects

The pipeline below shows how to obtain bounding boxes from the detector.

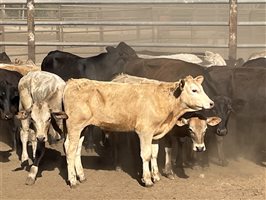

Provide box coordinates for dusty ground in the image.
[0,136,265,200]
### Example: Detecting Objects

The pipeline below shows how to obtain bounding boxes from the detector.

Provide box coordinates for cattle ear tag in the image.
[16,110,29,120]
[176,118,188,126]
[206,117,221,126]
[52,112,68,120]
[179,79,185,91]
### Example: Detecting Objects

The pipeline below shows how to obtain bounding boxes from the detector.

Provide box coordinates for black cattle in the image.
[207,66,266,164]
[241,57,266,68]
[41,42,137,151]
[41,42,137,81]
[0,69,23,154]
[0,52,12,64]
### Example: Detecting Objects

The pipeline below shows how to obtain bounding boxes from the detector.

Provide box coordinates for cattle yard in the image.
[0,1,266,200]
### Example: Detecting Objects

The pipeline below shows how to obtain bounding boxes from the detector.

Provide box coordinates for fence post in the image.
[27,0,35,63]
[0,5,6,52]
[56,5,63,51]
[229,0,237,61]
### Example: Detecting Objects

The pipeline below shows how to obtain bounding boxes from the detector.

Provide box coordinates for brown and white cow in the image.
[163,114,221,179]
[16,71,67,185]
[113,74,221,178]
[63,75,214,187]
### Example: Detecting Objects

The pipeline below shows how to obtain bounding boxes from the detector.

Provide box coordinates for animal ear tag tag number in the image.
[179,79,185,91]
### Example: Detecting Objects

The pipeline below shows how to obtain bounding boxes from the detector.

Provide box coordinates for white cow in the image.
[16,71,67,185]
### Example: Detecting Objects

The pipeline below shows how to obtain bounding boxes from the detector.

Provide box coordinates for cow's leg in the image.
[138,134,153,187]
[20,118,30,167]
[13,118,22,159]
[163,134,174,179]
[151,140,160,183]
[25,141,45,185]
[84,126,96,153]
[175,137,189,178]
[216,135,228,166]
[74,136,86,183]
[64,127,82,188]
[31,140,37,160]
[110,133,122,171]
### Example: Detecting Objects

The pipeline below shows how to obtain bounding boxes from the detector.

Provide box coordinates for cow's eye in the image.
[192,89,197,93]
[0,92,5,97]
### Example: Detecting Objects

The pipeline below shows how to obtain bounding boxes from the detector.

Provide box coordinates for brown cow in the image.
[0,60,40,76]
[63,75,214,188]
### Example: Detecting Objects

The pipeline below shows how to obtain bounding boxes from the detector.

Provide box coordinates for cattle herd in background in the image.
[0,42,265,188]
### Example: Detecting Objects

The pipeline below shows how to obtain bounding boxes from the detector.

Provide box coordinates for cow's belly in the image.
[92,112,136,132]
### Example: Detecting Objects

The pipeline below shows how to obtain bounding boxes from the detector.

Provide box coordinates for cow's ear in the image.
[106,46,115,53]
[52,111,68,120]
[195,75,204,84]
[206,116,221,126]
[16,110,29,120]
[176,118,188,126]
[179,79,185,91]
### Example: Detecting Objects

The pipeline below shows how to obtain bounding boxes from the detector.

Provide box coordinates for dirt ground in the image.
[1,133,265,200]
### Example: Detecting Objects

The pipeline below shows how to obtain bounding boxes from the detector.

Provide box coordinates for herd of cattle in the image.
[0,42,265,188]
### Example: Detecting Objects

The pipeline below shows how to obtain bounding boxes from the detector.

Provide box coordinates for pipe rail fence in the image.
[0,0,265,63]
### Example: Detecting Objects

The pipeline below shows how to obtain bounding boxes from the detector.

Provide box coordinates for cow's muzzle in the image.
[196,146,204,152]
[217,128,227,136]
[193,143,206,152]
[1,113,13,120]
[37,136,46,142]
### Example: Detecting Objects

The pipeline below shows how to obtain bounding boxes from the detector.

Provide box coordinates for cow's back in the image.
[241,58,266,68]
[41,50,85,81]
[41,47,130,81]
[124,58,218,97]
[63,79,177,132]
[19,71,65,104]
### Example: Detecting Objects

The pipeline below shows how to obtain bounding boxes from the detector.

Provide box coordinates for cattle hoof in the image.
[141,178,153,187]
[70,184,78,189]
[166,173,175,180]
[115,166,122,172]
[152,174,160,183]
[218,159,228,167]
[176,168,189,179]
[78,177,87,183]
[25,177,35,185]
[69,181,79,189]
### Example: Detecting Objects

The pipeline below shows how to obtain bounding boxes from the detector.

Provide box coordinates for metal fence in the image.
[0,0,265,63]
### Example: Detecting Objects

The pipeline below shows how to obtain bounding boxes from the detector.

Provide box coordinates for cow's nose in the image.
[217,128,227,136]
[37,136,46,142]
[196,146,204,152]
